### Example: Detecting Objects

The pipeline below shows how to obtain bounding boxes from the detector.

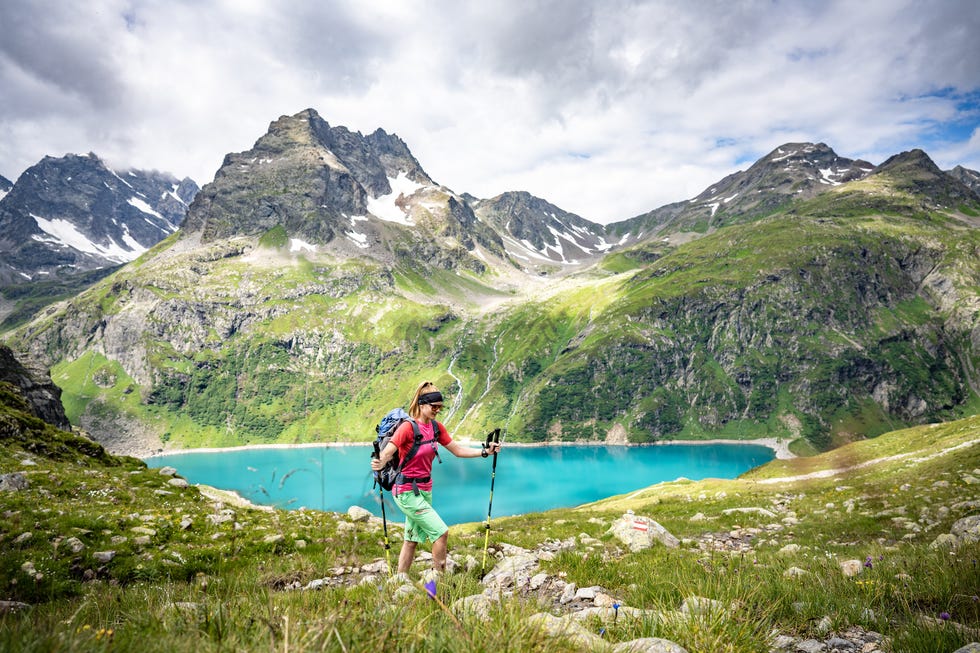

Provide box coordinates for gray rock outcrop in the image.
[0,344,71,430]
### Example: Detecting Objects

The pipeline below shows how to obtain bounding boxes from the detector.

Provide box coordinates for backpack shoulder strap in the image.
[398,418,425,469]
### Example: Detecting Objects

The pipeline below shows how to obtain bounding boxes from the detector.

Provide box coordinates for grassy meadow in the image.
[1,383,978,651]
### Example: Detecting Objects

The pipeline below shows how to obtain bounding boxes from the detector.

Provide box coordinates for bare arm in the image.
[370,442,399,470]
[444,439,501,459]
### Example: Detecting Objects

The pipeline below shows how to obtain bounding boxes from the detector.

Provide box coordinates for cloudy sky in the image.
[2,0,979,224]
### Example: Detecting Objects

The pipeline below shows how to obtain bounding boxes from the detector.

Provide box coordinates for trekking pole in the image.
[372,442,392,575]
[481,428,501,573]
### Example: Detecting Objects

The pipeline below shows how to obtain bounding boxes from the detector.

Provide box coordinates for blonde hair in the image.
[408,381,439,420]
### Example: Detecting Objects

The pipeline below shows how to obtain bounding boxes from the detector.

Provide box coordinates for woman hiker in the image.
[370,381,501,577]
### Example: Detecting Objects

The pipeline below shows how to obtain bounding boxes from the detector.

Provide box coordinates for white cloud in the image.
[1,0,978,224]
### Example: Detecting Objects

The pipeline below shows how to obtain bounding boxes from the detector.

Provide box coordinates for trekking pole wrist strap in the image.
[481,444,488,458]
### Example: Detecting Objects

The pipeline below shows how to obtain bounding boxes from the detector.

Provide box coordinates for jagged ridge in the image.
[0,153,197,284]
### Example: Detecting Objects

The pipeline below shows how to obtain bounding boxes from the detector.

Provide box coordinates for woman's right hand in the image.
[370,458,383,471]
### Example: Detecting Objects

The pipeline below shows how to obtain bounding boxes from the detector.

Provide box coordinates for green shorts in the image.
[393,489,448,544]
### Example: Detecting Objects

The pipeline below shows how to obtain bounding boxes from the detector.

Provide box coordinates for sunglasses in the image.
[428,403,444,411]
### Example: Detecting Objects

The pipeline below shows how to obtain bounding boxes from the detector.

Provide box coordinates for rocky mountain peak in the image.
[947,165,980,195]
[182,109,443,246]
[872,149,980,209]
[0,173,12,199]
[472,190,611,270]
[608,142,875,241]
[713,141,873,196]
[177,109,511,274]
[0,153,198,284]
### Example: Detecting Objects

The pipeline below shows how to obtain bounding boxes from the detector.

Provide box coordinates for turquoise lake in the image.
[145,443,773,526]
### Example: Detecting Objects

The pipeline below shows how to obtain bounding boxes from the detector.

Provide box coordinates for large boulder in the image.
[951,514,980,545]
[607,512,679,552]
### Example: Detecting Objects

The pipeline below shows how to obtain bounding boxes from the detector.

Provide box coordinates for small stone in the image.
[594,592,618,608]
[930,533,957,549]
[784,566,808,578]
[347,506,373,522]
[65,537,86,553]
[612,637,689,652]
[304,578,328,591]
[796,639,826,653]
[574,586,598,601]
[93,551,116,563]
[840,559,863,577]
[452,593,496,621]
[771,634,797,650]
[559,582,577,604]
[0,473,29,491]
[361,560,388,574]
[826,637,854,649]
[529,572,549,590]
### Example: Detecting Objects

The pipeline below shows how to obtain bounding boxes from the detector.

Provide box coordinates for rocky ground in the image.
[270,499,980,653]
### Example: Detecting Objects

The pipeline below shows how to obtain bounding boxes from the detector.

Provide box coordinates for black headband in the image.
[419,391,443,405]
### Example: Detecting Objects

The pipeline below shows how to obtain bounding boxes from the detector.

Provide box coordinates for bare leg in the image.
[398,541,417,574]
[431,531,448,571]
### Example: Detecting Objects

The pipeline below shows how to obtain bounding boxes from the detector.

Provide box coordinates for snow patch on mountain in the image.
[127,196,173,226]
[31,213,144,263]
[343,214,370,249]
[289,238,316,253]
[367,172,425,225]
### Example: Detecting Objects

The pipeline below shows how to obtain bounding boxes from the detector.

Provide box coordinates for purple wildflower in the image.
[939,611,951,621]
[424,579,436,599]
[864,556,873,569]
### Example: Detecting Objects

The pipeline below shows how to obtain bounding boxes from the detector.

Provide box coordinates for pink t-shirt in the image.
[390,419,451,495]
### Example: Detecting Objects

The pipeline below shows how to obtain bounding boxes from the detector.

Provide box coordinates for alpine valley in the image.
[3,108,980,458]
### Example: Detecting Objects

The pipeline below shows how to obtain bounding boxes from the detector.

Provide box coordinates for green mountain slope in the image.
[2,137,979,455]
[519,210,979,449]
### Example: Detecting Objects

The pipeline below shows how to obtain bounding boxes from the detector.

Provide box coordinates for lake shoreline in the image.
[140,436,795,462]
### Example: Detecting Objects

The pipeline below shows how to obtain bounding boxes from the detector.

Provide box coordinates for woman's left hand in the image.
[486,442,501,455]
